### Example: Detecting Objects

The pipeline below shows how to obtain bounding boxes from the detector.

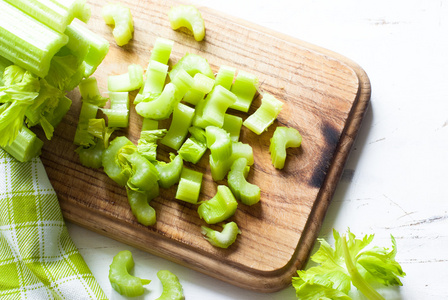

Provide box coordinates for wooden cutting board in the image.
[40,0,370,293]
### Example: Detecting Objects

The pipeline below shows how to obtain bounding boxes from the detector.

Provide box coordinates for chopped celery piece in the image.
[76,141,104,169]
[197,185,238,224]
[168,5,205,42]
[102,136,134,186]
[109,250,151,297]
[102,92,129,128]
[222,114,243,142]
[2,125,43,162]
[243,93,283,135]
[134,60,168,104]
[0,1,69,78]
[175,167,203,204]
[229,71,259,112]
[270,126,302,169]
[155,270,184,300]
[150,37,174,65]
[67,22,109,77]
[214,65,235,90]
[45,54,84,91]
[4,0,81,34]
[141,119,158,131]
[228,158,260,205]
[79,76,101,99]
[153,154,183,189]
[73,102,98,146]
[182,73,215,106]
[126,188,156,226]
[178,137,207,164]
[135,83,176,120]
[87,118,114,148]
[169,53,214,81]
[44,95,72,127]
[137,129,167,161]
[170,69,194,101]
[209,141,253,181]
[201,222,241,248]
[161,103,195,150]
[206,126,232,162]
[189,126,207,144]
[56,0,91,23]
[108,64,143,92]
[62,24,89,64]
[193,85,237,128]
[102,3,134,46]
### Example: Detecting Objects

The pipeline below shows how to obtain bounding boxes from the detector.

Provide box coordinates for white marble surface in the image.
[68,0,448,299]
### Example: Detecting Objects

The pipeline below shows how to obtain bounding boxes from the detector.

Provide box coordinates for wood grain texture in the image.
[39,0,370,292]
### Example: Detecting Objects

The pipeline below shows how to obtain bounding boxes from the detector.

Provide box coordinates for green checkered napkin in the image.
[0,148,107,299]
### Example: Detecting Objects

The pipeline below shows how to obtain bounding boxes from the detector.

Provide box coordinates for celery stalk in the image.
[222,114,243,142]
[102,92,129,128]
[102,136,134,186]
[201,222,241,248]
[135,83,176,120]
[169,53,214,81]
[243,93,283,135]
[156,270,184,300]
[126,188,156,226]
[182,73,215,106]
[153,154,183,189]
[160,103,195,150]
[178,137,207,164]
[134,60,168,104]
[228,158,260,205]
[137,129,166,161]
[150,37,174,65]
[229,71,258,112]
[54,0,91,23]
[108,64,143,92]
[205,126,232,162]
[197,185,238,224]
[175,167,203,204]
[214,65,235,90]
[2,125,43,162]
[169,5,205,42]
[141,119,158,131]
[102,3,134,46]
[193,86,237,128]
[0,1,69,77]
[269,126,302,169]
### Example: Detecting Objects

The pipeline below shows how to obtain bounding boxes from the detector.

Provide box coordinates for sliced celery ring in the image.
[168,5,205,42]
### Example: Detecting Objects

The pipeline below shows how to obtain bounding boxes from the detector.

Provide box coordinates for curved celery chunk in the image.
[209,141,253,181]
[229,71,259,112]
[169,53,214,81]
[214,65,235,90]
[134,60,168,104]
[178,126,207,164]
[228,158,260,205]
[168,5,205,42]
[135,83,176,120]
[175,167,203,204]
[170,69,194,101]
[201,222,241,248]
[108,64,143,92]
[269,126,302,169]
[137,129,167,161]
[0,1,69,78]
[102,136,134,186]
[109,250,151,297]
[161,103,195,150]
[183,73,214,106]
[198,185,238,224]
[126,188,156,226]
[193,85,237,128]
[55,0,91,23]
[2,125,43,163]
[102,3,134,46]
[222,114,243,142]
[206,126,232,162]
[45,54,85,92]
[153,154,183,189]
[150,37,174,65]
[76,141,104,169]
[155,270,184,300]
[102,92,129,128]
[243,93,283,135]
[141,118,159,131]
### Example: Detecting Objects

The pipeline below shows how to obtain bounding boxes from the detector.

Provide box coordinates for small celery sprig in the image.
[292,229,406,300]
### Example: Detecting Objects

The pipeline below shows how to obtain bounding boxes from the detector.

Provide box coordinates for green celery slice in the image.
[67,22,109,77]
[76,141,104,169]
[54,0,91,23]
[102,136,134,186]
[153,154,183,189]
[108,64,143,92]
[205,126,232,162]
[229,71,258,112]
[102,92,129,128]
[214,65,235,90]
[175,167,203,204]
[155,270,184,300]
[243,93,283,135]
[134,60,168,104]
[209,141,253,181]
[126,188,156,226]
[170,69,194,100]
[227,158,260,205]
[150,37,174,65]
[79,76,101,99]
[182,73,215,106]
[169,53,214,81]
[73,102,99,146]
[269,126,302,169]
[137,129,166,161]
[178,137,207,164]
[109,250,151,297]
[45,54,84,91]
[160,103,195,150]
[192,85,237,128]
[2,125,43,162]
[201,222,241,248]
[135,83,176,120]
[0,1,69,78]
[197,185,238,224]
[222,114,243,142]
[141,119,159,131]
[102,3,134,46]
[168,5,205,42]
[44,95,72,127]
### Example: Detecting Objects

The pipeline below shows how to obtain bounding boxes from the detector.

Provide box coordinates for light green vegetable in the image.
[102,136,134,186]
[76,140,104,169]
[150,37,174,65]
[168,5,205,42]
[178,126,207,164]
[209,141,253,181]
[169,53,214,81]
[243,93,283,135]
[102,91,129,128]
[206,126,232,162]
[214,65,235,90]
[155,270,184,300]
[197,185,238,224]
[201,221,241,248]
[182,72,215,106]
[108,64,143,92]
[222,114,243,142]
[160,103,195,150]
[102,3,134,46]
[229,71,258,112]
[270,126,302,169]
[170,68,194,101]
[54,0,91,23]
[2,125,43,163]
[175,167,203,204]
[137,129,167,161]
[227,158,260,205]
[292,229,406,300]
[153,153,183,189]
[109,250,151,297]
[134,60,168,104]
[87,118,114,148]
[141,118,159,131]
[126,188,156,226]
